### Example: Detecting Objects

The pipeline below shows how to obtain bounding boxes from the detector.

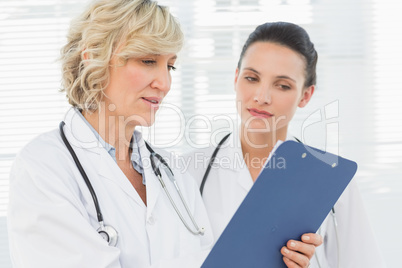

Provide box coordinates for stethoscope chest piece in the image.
[97,222,118,247]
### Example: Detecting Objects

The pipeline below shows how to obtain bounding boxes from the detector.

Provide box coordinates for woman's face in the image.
[103,53,177,127]
[235,41,314,133]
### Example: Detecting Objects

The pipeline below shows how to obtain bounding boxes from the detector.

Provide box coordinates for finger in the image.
[281,246,310,268]
[283,256,301,268]
[287,240,315,259]
[301,233,323,247]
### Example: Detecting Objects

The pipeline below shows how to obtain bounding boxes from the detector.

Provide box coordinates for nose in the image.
[150,66,171,94]
[254,85,271,105]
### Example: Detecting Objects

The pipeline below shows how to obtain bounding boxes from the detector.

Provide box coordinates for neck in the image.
[83,108,135,162]
[240,124,288,170]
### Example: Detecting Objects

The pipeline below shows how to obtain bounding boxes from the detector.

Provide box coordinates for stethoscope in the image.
[59,121,204,247]
[201,133,340,268]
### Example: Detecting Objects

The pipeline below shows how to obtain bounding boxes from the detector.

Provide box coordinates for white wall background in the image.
[1,0,401,267]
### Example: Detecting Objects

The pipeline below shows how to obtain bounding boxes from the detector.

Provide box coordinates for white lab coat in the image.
[7,108,213,268]
[183,131,385,268]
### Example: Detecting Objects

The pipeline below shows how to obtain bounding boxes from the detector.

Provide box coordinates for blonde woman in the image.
[7,0,213,267]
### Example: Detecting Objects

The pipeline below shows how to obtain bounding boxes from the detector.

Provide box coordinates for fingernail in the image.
[303,235,310,241]
[284,248,290,254]
[290,241,296,248]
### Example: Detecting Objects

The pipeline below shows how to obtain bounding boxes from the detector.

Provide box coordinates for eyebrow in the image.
[243,67,260,75]
[153,54,177,61]
[243,67,296,82]
[276,75,296,83]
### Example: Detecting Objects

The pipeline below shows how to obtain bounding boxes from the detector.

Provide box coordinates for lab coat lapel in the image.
[135,133,162,218]
[231,131,291,192]
[213,130,295,193]
[62,107,103,154]
[232,144,253,192]
[218,131,253,192]
[97,150,145,207]
[64,108,145,207]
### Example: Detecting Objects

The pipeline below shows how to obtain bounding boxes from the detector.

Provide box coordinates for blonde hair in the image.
[60,0,184,111]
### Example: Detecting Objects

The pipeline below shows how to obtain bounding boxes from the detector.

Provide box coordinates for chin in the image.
[243,118,275,132]
[123,112,156,127]
[143,120,155,127]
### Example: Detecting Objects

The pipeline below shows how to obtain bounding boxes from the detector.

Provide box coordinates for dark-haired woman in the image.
[185,22,384,268]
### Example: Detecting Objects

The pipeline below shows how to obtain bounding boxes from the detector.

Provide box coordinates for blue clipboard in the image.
[202,140,358,268]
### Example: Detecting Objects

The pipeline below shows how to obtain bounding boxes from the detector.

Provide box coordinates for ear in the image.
[234,68,240,90]
[298,85,315,108]
[81,49,92,68]
[82,49,89,61]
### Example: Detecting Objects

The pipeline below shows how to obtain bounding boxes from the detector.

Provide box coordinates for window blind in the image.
[0,2,86,266]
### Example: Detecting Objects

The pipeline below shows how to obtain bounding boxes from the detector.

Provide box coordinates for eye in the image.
[168,65,176,71]
[142,60,156,65]
[280,84,291,90]
[245,76,258,82]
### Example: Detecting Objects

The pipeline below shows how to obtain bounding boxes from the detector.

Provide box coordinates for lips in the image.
[248,108,273,118]
[142,97,161,105]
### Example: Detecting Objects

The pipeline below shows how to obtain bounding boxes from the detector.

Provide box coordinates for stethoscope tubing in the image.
[59,121,104,223]
[59,121,204,243]
[157,174,204,235]
[147,144,204,235]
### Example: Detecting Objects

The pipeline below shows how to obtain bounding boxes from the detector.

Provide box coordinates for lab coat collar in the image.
[97,130,163,211]
[218,129,295,191]
[226,131,253,191]
[223,129,296,168]
[62,107,104,154]
[96,123,163,211]
[62,107,156,208]
[97,146,146,207]
[136,133,163,218]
